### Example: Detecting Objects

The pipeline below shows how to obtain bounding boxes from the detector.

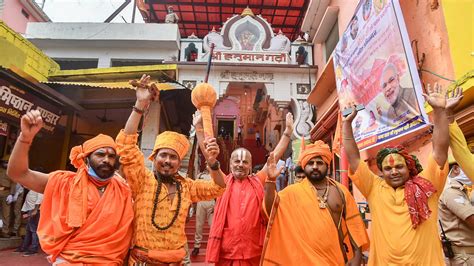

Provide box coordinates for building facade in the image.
[24,7,317,168]
[0,0,49,34]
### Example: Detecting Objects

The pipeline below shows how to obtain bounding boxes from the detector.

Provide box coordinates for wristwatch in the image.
[207,160,220,171]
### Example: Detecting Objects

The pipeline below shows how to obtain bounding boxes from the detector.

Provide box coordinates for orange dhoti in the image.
[261,178,369,265]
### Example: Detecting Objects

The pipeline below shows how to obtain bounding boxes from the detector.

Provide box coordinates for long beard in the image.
[154,171,175,183]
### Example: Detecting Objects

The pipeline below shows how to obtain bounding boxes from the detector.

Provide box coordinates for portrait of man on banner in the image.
[333,0,428,150]
[379,60,421,125]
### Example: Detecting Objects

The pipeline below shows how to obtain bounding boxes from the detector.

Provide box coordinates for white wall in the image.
[26,22,181,68]
[32,44,178,68]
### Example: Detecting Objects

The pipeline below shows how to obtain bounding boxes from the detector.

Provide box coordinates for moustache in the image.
[311,170,322,176]
[161,162,172,168]
[98,164,113,170]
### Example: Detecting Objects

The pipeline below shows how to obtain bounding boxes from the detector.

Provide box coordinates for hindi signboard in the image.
[0,84,61,133]
[333,0,429,150]
[212,51,289,64]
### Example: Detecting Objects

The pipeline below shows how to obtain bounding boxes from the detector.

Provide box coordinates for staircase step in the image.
[184,226,211,233]
[188,240,208,249]
[187,233,209,240]
[190,253,206,263]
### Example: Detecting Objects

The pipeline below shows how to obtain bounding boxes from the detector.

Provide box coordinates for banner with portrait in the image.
[333,0,429,150]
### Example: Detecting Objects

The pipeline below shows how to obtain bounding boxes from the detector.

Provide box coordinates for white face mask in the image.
[450,168,472,186]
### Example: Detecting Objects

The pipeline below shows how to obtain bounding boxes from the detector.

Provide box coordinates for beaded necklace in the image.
[151,175,182,231]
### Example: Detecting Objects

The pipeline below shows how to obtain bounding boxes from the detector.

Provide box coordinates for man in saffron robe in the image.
[261,141,369,265]
[342,83,450,265]
[116,74,226,265]
[7,110,134,265]
[206,113,294,266]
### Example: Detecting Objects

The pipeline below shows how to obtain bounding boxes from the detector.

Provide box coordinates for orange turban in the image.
[149,131,190,161]
[69,134,117,169]
[65,134,117,228]
[299,140,332,168]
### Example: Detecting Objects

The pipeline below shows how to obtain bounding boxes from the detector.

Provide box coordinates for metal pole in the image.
[132,0,137,23]
[204,44,215,83]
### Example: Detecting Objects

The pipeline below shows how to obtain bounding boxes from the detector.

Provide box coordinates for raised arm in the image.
[424,83,449,167]
[124,74,158,135]
[264,152,284,216]
[7,110,49,193]
[446,88,474,179]
[342,107,360,173]
[116,74,159,196]
[261,112,294,173]
[203,137,226,188]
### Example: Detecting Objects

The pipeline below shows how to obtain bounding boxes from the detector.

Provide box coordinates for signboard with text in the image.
[0,84,62,133]
[212,51,289,64]
[333,0,429,150]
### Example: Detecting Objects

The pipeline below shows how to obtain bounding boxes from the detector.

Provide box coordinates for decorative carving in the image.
[219,71,274,81]
[296,46,308,65]
[241,7,255,17]
[188,32,198,39]
[184,43,198,61]
[294,99,314,139]
[266,30,291,52]
[228,16,266,51]
[203,27,231,52]
[165,6,179,24]
[182,80,197,90]
[296,84,310,94]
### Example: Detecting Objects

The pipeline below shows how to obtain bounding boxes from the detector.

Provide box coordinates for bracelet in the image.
[342,137,354,140]
[207,160,220,171]
[283,132,291,138]
[18,137,32,145]
[265,179,276,184]
[132,105,145,115]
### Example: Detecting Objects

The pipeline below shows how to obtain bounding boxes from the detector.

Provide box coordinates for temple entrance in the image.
[217,119,234,140]
[213,81,283,167]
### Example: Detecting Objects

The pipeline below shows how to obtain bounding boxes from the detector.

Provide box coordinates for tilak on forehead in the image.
[376,145,437,229]
[383,153,406,168]
[233,148,251,161]
[376,146,423,177]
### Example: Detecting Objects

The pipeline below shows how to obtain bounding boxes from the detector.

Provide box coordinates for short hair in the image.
[294,165,304,174]
[380,63,398,86]
[448,162,459,171]
[253,164,264,173]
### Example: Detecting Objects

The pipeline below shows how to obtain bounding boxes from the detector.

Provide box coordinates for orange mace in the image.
[191,83,217,138]
[192,43,217,138]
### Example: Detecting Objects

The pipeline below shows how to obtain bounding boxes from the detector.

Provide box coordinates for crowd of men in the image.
[1,75,473,265]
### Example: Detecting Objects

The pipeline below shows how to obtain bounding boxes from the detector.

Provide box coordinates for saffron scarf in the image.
[376,146,436,228]
[206,173,264,263]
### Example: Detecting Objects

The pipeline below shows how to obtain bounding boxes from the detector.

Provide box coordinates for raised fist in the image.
[20,110,43,141]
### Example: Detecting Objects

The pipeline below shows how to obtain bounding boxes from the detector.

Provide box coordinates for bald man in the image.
[205,113,294,266]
